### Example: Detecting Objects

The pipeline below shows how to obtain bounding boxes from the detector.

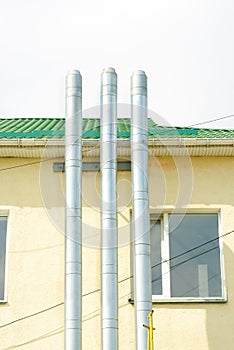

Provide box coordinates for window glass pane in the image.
[151,220,162,295]
[169,214,222,298]
[0,217,7,300]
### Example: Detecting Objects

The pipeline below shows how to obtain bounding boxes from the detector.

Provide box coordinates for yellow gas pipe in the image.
[143,310,156,350]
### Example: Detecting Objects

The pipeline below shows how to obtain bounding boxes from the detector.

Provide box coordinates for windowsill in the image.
[128,297,227,304]
[152,297,227,303]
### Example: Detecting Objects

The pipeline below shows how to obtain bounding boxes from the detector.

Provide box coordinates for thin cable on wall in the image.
[0,228,233,329]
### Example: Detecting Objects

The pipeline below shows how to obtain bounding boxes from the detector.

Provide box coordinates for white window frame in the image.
[150,211,227,303]
[0,213,9,303]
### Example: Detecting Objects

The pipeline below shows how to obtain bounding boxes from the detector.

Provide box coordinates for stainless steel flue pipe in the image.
[65,70,82,350]
[131,70,152,350]
[100,67,118,350]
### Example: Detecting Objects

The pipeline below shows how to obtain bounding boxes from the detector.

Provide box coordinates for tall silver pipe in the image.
[100,67,118,350]
[131,70,152,350]
[65,70,82,350]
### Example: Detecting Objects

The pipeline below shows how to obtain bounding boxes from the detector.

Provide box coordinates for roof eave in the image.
[0,137,233,158]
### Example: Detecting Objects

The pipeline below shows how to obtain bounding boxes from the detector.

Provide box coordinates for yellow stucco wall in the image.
[0,156,233,349]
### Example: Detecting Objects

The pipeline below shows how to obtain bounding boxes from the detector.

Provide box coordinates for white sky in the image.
[0,0,234,128]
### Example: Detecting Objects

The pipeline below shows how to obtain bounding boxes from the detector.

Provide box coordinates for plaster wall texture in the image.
[0,156,233,349]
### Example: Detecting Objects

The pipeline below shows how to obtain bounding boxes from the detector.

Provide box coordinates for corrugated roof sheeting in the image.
[0,118,233,139]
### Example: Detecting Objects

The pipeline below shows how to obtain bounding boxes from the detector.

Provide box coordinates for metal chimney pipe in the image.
[131,70,152,350]
[100,67,118,350]
[65,70,82,350]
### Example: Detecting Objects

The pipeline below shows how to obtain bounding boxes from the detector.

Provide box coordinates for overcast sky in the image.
[0,0,234,128]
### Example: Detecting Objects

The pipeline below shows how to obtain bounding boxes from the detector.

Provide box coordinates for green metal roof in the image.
[0,118,233,139]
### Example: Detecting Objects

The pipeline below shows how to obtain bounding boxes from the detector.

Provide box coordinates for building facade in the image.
[0,118,234,349]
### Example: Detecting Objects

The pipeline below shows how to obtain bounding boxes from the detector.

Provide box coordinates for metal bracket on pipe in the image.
[53,161,131,172]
